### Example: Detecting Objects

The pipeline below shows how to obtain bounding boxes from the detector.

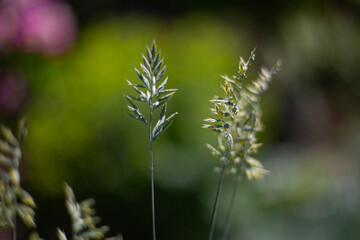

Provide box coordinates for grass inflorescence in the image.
[125,40,178,240]
[204,49,280,240]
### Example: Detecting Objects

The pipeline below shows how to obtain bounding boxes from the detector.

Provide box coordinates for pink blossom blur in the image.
[0,69,28,115]
[0,0,77,55]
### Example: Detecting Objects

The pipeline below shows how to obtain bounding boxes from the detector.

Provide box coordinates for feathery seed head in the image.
[125,41,178,142]
[204,49,279,180]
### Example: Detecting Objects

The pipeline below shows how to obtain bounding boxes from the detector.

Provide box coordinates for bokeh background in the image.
[0,0,360,239]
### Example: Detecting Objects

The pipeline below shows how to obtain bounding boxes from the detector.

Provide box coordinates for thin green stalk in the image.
[208,140,230,240]
[208,158,227,240]
[221,148,247,240]
[149,111,156,240]
[220,171,241,240]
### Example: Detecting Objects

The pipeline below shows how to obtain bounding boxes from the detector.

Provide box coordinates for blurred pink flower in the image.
[0,1,18,50]
[0,0,77,55]
[0,69,28,115]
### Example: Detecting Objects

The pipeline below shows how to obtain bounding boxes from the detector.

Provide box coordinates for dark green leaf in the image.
[153,52,161,68]
[135,69,150,89]
[127,80,147,99]
[127,105,142,117]
[157,77,168,92]
[154,59,163,76]
[165,112,178,123]
[146,46,152,64]
[158,91,176,102]
[142,54,152,73]
[151,40,156,58]
[124,95,140,110]
[140,64,152,80]
[152,116,165,138]
[156,65,166,83]
[152,117,175,141]
[124,94,146,102]
[158,88,177,95]
[126,80,146,88]
[160,103,167,119]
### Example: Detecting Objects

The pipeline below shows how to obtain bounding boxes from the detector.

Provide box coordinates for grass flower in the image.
[204,49,280,240]
[125,40,177,240]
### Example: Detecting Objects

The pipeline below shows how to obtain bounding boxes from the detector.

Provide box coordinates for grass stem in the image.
[149,111,156,240]
[220,172,241,240]
[208,157,227,240]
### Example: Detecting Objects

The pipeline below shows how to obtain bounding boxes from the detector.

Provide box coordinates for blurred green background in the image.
[1,0,360,239]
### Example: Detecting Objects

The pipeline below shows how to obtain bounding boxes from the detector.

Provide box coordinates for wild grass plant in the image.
[124,41,178,240]
[204,50,280,240]
[0,42,278,240]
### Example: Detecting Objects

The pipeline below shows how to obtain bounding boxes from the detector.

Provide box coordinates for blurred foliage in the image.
[0,1,358,239]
